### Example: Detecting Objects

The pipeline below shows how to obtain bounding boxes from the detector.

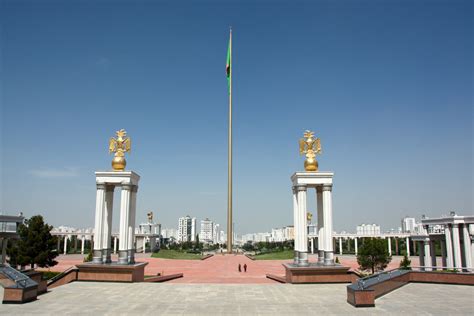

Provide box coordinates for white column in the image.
[143,237,146,253]
[388,237,392,256]
[424,238,432,271]
[452,224,462,270]
[462,224,472,271]
[296,185,308,266]
[310,238,314,254]
[316,187,324,263]
[118,184,132,264]
[406,237,410,257]
[445,225,454,269]
[355,237,358,255]
[339,237,342,255]
[81,236,85,255]
[127,185,138,264]
[101,186,114,263]
[93,183,106,263]
[292,186,299,264]
[63,236,68,255]
[114,236,118,254]
[322,184,334,265]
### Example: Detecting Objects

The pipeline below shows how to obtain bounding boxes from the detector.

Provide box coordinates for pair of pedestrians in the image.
[238,263,247,272]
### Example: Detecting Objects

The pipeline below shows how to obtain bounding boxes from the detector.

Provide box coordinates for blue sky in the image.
[1,0,472,234]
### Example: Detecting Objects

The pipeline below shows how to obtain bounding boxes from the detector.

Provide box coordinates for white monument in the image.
[292,130,335,266]
[292,172,334,266]
[92,129,140,265]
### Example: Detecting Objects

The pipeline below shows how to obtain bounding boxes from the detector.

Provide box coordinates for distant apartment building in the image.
[200,218,214,243]
[178,215,196,242]
[271,228,285,242]
[271,226,297,242]
[356,223,381,236]
[284,226,294,240]
[162,228,178,240]
[401,217,416,233]
[213,223,220,244]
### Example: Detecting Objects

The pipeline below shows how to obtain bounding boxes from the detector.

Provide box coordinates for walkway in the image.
[1,282,472,314]
[43,253,428,283]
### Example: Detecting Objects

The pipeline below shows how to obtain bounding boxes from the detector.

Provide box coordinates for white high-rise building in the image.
[402,217,416,233]
[271,228,285,242]
[242,234,255,243]
[178,215,196,242]
[200,218,214,243]
[213,223,220,244]
[191,217,196,242]
[219,230,226,244]
[284,226,294,240]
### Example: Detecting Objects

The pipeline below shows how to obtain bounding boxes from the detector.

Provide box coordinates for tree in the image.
[194,234,200,250]
[399,252,411,270]
[7,215,58,269]
[357,238,392,274]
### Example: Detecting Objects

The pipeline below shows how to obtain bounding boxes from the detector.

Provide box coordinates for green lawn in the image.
[253,249,294,260]
[41,271,61,280]
[151,249,203,260]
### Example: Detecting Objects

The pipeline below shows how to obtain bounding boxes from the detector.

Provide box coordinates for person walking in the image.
[238,263,241,272]
[243,263,247,272]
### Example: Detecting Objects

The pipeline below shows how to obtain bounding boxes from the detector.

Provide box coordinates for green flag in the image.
[226,32,231,92]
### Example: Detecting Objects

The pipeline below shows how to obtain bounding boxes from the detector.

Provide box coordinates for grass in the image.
[253,249,294,260]
[41,271,61,280]
[151,249,203,260]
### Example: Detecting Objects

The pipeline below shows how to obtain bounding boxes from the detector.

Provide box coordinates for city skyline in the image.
[1,1,472,234]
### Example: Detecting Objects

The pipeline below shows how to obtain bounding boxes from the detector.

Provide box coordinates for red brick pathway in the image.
[41,254,427,283]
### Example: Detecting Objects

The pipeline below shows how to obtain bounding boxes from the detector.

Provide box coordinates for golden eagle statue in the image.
[299,130,321,171]
[109,129,131,171]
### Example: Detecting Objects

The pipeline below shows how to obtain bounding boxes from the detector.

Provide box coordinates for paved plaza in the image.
[42,253,429,283]
[1,282,472,315]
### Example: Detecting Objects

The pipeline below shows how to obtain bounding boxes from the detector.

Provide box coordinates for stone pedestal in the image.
[93,171,140,265]
[76,262,147,282]
[283,263,356,284]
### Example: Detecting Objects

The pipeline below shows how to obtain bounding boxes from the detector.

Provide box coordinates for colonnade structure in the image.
[50,230,159,256]
[413,213,473,272]
[92,171,140,264]
[308,232,414,256]
[292,172,334,266]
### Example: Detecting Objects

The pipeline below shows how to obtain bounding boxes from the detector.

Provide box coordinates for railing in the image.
[355,268,409,290]
[0,264,37,289]
[355,266,474,290]
[47,266,78,285]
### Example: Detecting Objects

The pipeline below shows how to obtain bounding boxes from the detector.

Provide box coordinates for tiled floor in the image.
[1,282,472,315]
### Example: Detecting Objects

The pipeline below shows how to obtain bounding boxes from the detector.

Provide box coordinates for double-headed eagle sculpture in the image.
[109,129,131,171]
[299,130,321,171]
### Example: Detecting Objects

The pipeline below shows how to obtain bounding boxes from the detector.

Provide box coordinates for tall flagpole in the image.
[227,28,233,253]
